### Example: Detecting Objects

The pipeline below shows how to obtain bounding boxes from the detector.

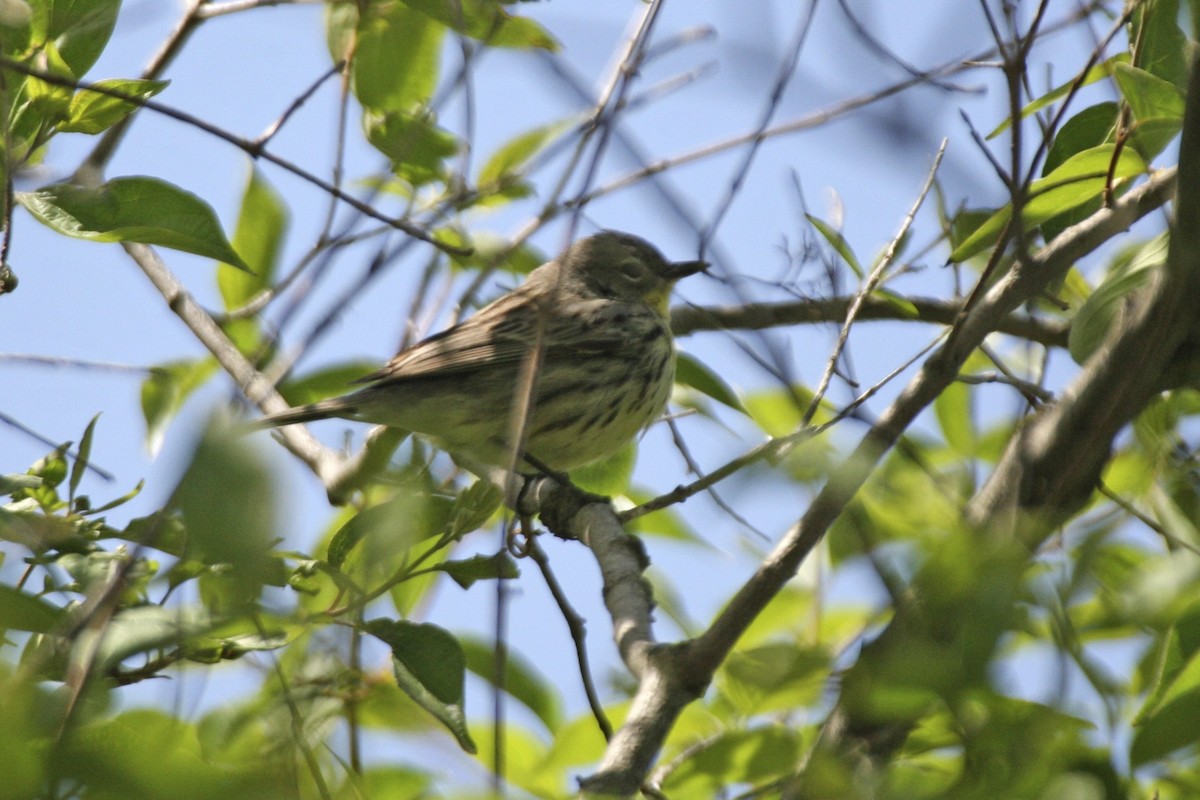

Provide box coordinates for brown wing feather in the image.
[356,290,540,384]
[357,291,637,387]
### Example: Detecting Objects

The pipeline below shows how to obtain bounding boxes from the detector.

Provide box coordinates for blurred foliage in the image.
[5,0,1200,799]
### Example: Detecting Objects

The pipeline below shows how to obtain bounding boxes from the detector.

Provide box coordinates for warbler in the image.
[257,231,707,472]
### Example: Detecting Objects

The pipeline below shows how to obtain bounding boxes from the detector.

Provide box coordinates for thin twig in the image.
[957,371,1054,403]
[0,411,116,481]
[0,354,152,373]
[700,0,819,251]
[253,61,345,150]
[524,536,613,741]
[805,140,948,424]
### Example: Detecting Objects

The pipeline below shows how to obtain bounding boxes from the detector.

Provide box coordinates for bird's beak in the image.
[667,259,709,281]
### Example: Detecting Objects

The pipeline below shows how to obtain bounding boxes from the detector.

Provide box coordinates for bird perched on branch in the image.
[256,230,707,472]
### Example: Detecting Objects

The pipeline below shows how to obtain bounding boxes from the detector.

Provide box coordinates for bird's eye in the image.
[618,259,646,281]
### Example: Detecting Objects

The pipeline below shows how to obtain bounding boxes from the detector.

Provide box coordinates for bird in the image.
[256,230,707,473]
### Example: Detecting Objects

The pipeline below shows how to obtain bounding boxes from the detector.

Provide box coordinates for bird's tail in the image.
[253,398,357,429]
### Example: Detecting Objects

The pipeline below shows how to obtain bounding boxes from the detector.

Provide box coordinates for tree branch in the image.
[571,164,1177,795]
[968,78,1200,540]
[670,294,1071,349]
[121,242,344,485]
[793,64,1196,783]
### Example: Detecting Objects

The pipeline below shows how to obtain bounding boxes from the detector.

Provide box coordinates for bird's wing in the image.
[357,294,629,386]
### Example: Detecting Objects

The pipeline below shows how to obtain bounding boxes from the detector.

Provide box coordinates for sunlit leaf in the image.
[277,361,376,406]
[950,145,1147,262]
[987,54,1128,139]
[67,412,99,505]
[571,440,635,495]
[327,491,437,571]
[934,380,976,455]
[675,351,747,414]
[18,177,249,269]
[217,167,288,310]
[140,358,217,456]
[57,78,167,134]
[807,213,863,277]
[443,479,502,539]
[401,0,559,50]
[173,416,276,614]
[351,2,444,113]
[477,118,574,201]
[365,109,459,186]
[30,0,120,77]
[1069,233,1166,363]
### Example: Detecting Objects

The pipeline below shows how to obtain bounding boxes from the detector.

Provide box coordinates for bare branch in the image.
[670,295,1070,348]
[120,242,345,485]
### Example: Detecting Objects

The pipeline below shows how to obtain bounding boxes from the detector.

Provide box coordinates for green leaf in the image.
[443,479,502,539]
[18,176,249,269]
[0,1,32,52]
[434,552,518,589]
[366,618,476,753]
[0,584,64,632]
[0,473,42,495]
[87,478,144,515]
[30,0,120,77]
[445,231,544,274]
[67,412,99,505]
[173,416,277,615]
[675,350,747,414]
[140,358,217,456]
[625,490,705,544]
[351,2,444,113]
[719,642,830,716]
[61,709,280,795]
[327,493,436,570]
[950,145,1147,262]
[217,168,289,310]
[571,440,636,496]
[92,606,216,670]
[1044,103,1118,176]
[19,41,73,121]
[277,361,376,406]
[0,506,86,551]
[1069,233,1166,363]
[477,118,574,197]
[1114,63,1186,124]
[1112,63,1185,160]
[1129,0,1190,90]
[58,78,168,134]
[934,380,976,455]
[401,0,559,51]
[460,635,562,731]
[806,213,863,277]
[987,54,1128,139]
[1132,684,1200,766]
[365,110,459,186]
[664,726,803,796]
[324,1,356,62]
